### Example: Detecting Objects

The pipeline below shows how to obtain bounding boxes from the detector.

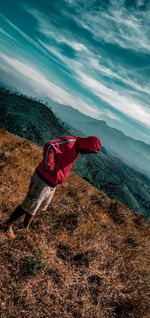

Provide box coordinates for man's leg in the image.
[39,187,56,212]
[6,204,26,227]
[23,186,56,229]
[5,205,26,238]
[23,212,35,229]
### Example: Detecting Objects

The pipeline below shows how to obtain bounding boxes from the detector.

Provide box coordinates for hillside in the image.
[0,87,150,218]
[0,130,150,318]
[0,87,68,145]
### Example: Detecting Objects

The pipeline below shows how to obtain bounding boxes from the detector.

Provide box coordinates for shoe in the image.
[4,225,16,239]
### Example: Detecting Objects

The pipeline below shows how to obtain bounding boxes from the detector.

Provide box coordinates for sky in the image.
[0,0,150,144]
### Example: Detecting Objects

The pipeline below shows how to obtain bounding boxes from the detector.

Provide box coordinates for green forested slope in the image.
[0,88,68,144]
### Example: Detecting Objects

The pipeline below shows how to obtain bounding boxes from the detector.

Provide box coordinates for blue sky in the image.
[0,0,150,144]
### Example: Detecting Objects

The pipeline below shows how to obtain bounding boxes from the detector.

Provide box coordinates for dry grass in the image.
[0,129,150,318]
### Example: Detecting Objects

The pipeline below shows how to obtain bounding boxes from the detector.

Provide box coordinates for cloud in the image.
[25,6,150,96]
[65,0,150,53]
[43,40,149,99]
[0,53,101,118]
[21,6,89,53]
[104,109,121,122]
[136,0,145,8]
[86,56,150,95]
[0,15,48,56]
[37,38,150,128]
[34,33,150,129]
[23,1,150,94]
[76,71,150,127]
[0,26,15,41]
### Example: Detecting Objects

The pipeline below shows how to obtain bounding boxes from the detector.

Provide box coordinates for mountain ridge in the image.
[51,104,150,177]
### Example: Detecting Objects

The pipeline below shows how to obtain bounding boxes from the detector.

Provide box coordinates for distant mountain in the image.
[51,104,150,178]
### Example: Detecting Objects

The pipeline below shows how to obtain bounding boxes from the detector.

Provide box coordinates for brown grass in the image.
[0,129,150,318]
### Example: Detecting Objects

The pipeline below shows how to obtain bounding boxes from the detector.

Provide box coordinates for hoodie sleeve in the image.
[47,148,56,174]
[44,144,56,174]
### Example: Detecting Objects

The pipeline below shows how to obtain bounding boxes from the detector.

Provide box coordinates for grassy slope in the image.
[0,130,150,318]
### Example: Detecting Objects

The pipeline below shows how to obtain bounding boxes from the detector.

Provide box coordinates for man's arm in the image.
[45,145,57,174]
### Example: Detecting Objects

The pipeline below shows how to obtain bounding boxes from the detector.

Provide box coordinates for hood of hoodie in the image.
[77,136,101,154]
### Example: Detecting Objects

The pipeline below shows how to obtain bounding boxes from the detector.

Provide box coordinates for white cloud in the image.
[28,7,150,97]
[104,110,121,122]
[35,38,150,128]
[0,27,15,41]
[0,53,101,118]
[65,0,150,53]
[76,71,150,127]
[136,0,144,8]
[1,16,48,56]
[89,57,150,95]
[41,38,150,102]
[22,4,150,98]
[22,6,89,54]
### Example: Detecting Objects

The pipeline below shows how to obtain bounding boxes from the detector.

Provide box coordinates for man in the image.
[5,135,101,238]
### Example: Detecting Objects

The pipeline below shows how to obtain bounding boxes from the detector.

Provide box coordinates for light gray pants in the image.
[21,172,56,215]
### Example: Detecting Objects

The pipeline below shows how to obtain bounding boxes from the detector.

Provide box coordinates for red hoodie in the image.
[36,135,102,187]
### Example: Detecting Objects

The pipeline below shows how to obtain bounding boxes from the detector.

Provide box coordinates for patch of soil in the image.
[113,300,135,318]
[72,251,97,268]
[124,237,139,248]
[54,213,78,233]
[108,202,125,225]
[56,243,73,262]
